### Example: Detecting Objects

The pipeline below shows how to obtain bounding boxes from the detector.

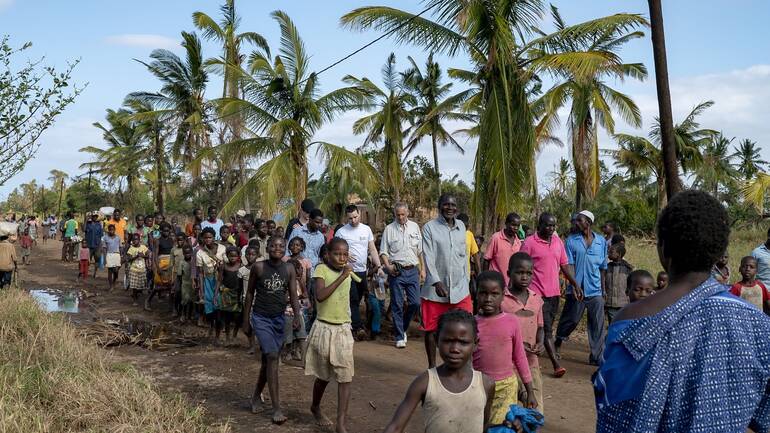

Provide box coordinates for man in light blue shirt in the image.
[752,228,770,287]
[555,210,608,366]
[286,208,325,269]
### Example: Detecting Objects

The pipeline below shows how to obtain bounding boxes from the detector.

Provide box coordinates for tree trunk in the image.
[155,134,165,215]
[656,174,667,210]
[649,0,682,201]
[431,134,441,197]
[57,178,64,218]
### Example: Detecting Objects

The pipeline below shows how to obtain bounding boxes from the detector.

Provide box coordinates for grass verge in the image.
[0,288,229,433]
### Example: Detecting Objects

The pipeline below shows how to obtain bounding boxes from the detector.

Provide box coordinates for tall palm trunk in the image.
[656,173,667,210]
[291,135,308,214]
[431,133,441,197]
[648,0,682,200]
[154,132,165,214]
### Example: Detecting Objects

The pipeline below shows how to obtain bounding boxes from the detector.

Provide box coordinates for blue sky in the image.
[1,0,769,198]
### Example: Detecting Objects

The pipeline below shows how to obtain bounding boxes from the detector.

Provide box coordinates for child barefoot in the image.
[126,233,149,305]
[282,258,308,362]
[178,245,196,323]
[306,238,361,433]
[474,271,537,425]
[196,227,226,341]
[382,310,495,433]
[243,236,300,425]
[729,256,770,312]
[503,252,546,412]
[239,246,259,354]
[627,270,655,303]
[218,247,243,344]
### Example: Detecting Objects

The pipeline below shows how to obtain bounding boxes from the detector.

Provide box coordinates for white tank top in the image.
[423,367,487,433]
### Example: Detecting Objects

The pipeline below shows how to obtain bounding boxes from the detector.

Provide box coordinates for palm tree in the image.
[48,169,69,217]
[694,132,738,196]
[733,139,767,181]
[534,6,647,209]
[128,32,210,177]
[193,0,270,211]
[607,133,665,208]
[344,53,416,201]
[82,108,145,210]
[342,1,648,220]
[217,11,376,215]
[652,100,716,174]
[124,97,169,214]
[400,53,472,196]
[548,158,574,196]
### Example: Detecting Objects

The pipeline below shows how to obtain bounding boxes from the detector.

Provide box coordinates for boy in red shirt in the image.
[730,256,770,313]
[19,229,33,265]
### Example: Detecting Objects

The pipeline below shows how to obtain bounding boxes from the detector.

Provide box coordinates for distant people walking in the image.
[420,194,470,368]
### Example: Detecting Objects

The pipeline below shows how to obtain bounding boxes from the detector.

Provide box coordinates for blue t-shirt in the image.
[201,219,224,240]
[565,231,607,298]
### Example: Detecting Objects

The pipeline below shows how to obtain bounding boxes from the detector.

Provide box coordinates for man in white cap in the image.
[554,209,608,366]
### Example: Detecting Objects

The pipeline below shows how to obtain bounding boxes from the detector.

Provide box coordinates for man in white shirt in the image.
[380,203,424,348]
[334,204,383,339]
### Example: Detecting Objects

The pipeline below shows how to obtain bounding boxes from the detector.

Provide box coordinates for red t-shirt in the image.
[730,281,769,310]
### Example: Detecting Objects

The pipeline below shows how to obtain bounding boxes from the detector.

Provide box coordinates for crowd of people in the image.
[3,189,770,432]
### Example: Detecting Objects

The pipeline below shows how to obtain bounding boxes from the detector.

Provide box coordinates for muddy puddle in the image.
[30,288,80,313]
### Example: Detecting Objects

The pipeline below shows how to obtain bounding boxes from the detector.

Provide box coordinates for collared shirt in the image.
[520,233,568,298]
[501,289,544,367]
[594,278,770,433]
[380,219,422,267]
[287,226,325,269]
[85,221,103,249]
[604,260,633,308]
[565,231,607,298]
[752,244,770,286]
[421,217,468,303]
[484,229,521,286]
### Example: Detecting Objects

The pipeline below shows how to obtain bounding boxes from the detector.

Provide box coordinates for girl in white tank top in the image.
[381,310,493,433]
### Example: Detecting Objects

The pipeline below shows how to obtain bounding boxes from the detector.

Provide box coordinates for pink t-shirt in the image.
[472,313,532,383]
[501,290,544,367]
[520,234,568,298]
[79,246,90,261]
[484,230,521,287]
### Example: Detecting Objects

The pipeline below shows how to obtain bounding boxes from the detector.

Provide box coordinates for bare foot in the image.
[336,421,349,433]
[271,409,287,425]
[311,406,333,427]
[250,393,267,414]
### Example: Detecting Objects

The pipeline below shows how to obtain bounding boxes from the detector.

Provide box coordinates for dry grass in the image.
[624,228,764,279]
[0,288,229,433]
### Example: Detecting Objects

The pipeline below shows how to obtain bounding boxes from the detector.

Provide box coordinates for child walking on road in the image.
[243,236,300,425]
[306,238,361,433]
[382,310,495,433]
[473,271,537,425]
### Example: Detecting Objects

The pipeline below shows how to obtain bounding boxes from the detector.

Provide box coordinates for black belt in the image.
[395,264,416,270]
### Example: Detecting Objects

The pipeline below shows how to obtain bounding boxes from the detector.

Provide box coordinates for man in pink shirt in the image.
[520,212,581,378]
[484,212,521,287]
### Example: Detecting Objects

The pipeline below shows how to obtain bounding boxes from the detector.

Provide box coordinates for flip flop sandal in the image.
[554,367,567,378]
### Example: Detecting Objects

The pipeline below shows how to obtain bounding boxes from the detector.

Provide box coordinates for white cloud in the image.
[104,34,179,50]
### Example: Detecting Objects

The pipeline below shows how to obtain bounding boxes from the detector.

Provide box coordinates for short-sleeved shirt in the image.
[752,244,770,287]
[64,219,78,238]
[501,289,545,367]
[200,218,224,240]
[312,264,356,324]
[421,217,469,303]
[465,230,479,275]
[287,226,325,269]
[127,225,151,246]
[519,233,568,298]
[380,220,422,267]
[101,234,121,254]
[334,223,374,273]
[107,218,127,242]
[484,230,521,287]
[565,231,608,298]
[730,281,770,310]
[251,260,290,317]
[472,312,532,383]
[126,245,149,272]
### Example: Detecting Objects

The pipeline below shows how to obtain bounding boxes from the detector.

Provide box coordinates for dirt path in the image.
[18,240,597,433]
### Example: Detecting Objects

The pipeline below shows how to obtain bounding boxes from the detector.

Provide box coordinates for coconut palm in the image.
[652,100,716,174]
[693,132,738,197]
[534,6,647,209]
[128,32,210,177]
[400,53,473,196]
[607,133,666,208]
[344,53,416,200]
[342,1,649,219]
[194,0,270,209]
[217,11,376,215]
[48,169,69,217]
[81,108,146,210]
[548,158,574,196]
[733,138,767,181]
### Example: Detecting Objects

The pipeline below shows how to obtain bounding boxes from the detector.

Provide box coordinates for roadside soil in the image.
[18,240,597,433]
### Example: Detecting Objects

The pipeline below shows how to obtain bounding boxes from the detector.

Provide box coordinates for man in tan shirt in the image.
[0,234,17,288]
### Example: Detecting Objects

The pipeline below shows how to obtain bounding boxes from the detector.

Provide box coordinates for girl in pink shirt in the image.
[473,271,537,424]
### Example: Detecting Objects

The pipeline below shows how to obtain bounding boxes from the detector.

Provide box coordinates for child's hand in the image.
[525,390,538,409]
[293,315,301,330]
[342,264,353,278]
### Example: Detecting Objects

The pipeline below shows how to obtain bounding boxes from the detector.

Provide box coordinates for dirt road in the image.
[18,240,597,433]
